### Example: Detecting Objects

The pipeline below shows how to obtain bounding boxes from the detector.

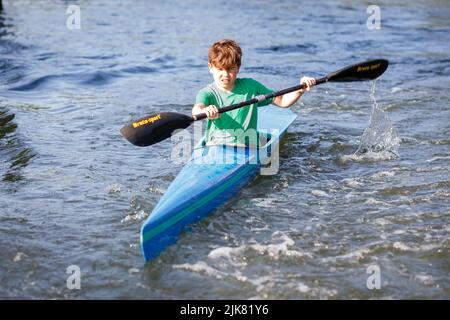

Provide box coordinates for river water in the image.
[0,0,448,299]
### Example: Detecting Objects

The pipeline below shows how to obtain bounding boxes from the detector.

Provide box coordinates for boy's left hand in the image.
[299,76,316,93]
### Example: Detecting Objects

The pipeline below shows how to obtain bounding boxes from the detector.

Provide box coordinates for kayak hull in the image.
[140,106,297,261]
[141,162,260,261]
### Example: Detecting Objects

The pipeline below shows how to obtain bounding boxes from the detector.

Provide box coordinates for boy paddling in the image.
[192,39,315,146]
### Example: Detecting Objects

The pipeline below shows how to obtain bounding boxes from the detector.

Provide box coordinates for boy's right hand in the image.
[204,105,219,119]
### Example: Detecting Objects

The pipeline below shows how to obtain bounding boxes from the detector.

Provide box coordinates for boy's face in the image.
[208,63,239,90]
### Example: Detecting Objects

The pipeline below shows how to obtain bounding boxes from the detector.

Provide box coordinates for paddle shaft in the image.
[120,59,388,147]
[192,77,327,121]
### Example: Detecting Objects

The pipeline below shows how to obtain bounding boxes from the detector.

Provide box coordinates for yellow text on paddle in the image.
[132,114,162,128]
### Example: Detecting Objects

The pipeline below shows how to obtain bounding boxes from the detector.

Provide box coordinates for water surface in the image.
[0,0,449,299]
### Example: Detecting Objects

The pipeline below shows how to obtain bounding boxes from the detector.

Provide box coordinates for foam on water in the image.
[173,261,227,280]
[341,151,399,163]
[364,198,389,206]
[342,178,364,188]
[250,197,276,208]
[390,87,403,93]
[371,171,396,179]
[13,252,27,262]
[120,209,147,223]
[311,189,330,197]
[208,232,312,261]
[372,217,391,227]
[414,275,435,286]
[426,155,450,163]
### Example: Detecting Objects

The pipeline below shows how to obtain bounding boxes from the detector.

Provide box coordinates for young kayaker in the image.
[192,39,315,146]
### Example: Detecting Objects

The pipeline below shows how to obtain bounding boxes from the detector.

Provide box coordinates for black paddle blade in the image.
[120,112,193,147]
[327,59,389,82]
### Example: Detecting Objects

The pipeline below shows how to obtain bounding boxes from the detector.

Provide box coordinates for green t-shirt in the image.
[195,78,274,146]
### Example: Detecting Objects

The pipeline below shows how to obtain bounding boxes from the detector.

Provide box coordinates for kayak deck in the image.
[140,106,297,261]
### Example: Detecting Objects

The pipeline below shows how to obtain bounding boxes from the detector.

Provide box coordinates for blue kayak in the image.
[140,106,297,261]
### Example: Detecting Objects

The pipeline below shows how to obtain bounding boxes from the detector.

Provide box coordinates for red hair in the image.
[208,39,242,69]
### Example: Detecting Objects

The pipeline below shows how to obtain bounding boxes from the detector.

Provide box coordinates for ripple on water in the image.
[10,75,61,91]
[340,150,400,163]
[207,232,313,262]
[79,70,123,86]
[255,43,319,54]
[0,107,36,186]
[120,66,158,74]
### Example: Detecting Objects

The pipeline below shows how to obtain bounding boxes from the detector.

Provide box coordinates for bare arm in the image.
[272,76,316,108]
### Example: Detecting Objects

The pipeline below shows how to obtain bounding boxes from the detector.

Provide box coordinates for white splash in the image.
[392,242,413,251]
[353,81,400,161]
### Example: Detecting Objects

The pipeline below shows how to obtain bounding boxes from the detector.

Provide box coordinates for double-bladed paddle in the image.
[120,59,388,147]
